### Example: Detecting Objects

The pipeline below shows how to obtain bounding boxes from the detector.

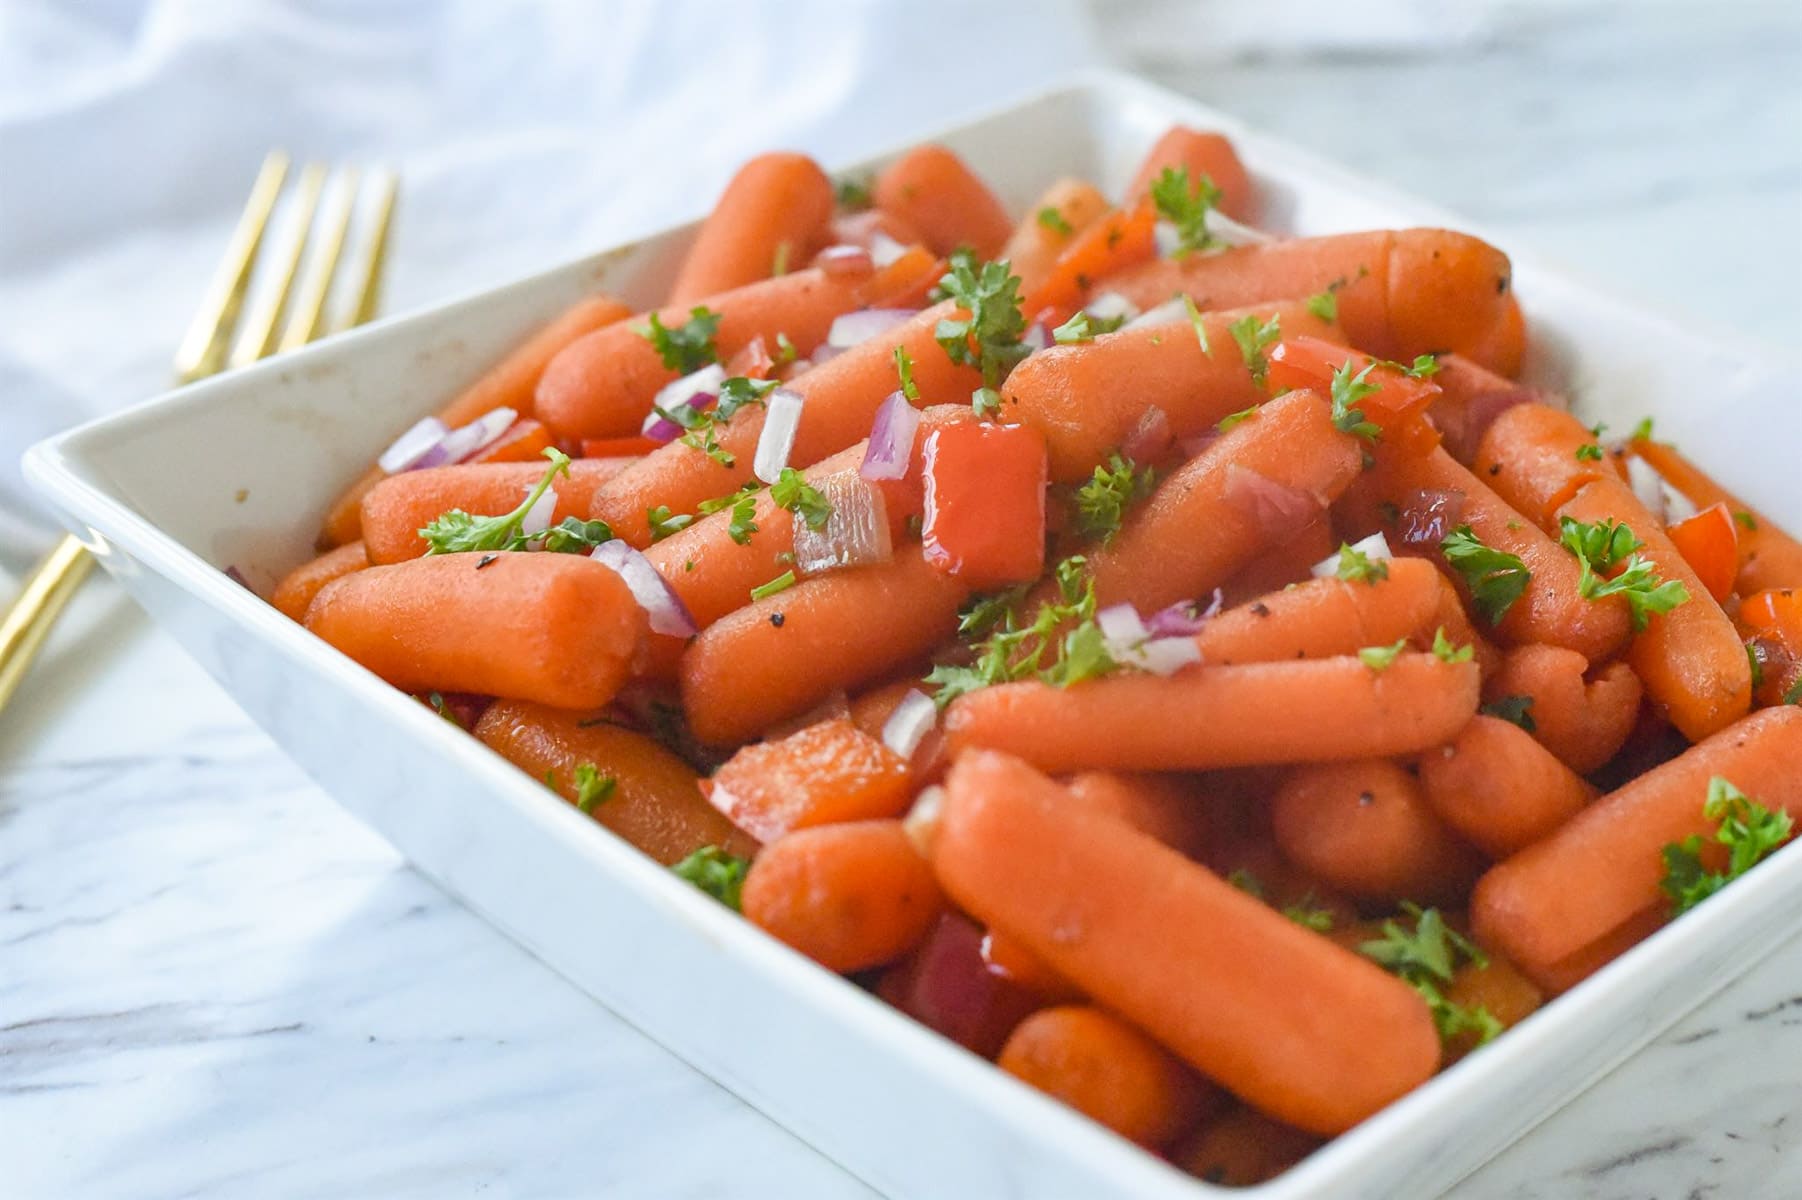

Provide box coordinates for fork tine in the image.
[344,170,398,331]
[227,162,327,368]
[172,150,290,383]
[277,166,361,353]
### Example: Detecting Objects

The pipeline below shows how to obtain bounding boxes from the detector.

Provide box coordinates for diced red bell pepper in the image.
[920,422,1048,589]
[1665,502,1739,603]
[875,912,1042,1058]
[1267,336,1443,446]
[706,718,911,844]
[1736,587,1802,707]
[466,418,554,464]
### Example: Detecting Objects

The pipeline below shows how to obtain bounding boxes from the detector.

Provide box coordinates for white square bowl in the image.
[23,70,1802,1199]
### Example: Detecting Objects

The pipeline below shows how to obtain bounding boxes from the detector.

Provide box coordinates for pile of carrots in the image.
[270,124,1802,1185]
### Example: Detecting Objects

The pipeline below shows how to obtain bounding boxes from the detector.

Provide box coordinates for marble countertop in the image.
[5,4,1800,1198]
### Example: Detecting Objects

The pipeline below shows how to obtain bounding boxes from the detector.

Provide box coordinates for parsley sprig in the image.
[1073,454,1156,543]
[1558,517,1690,631]
[1333,541,1389,584]
[1660,776,1794,915]
[1228,313,1281,388]
[640,307,721,374]
[572,763,617,813]
[1441,525,1531,625]
[672,845,751,910]
[924,557,1116,706]
[421,448,586,555]
[771,468,832,531]
[1149,166,1223,257]
[1053,309,1127,345]
[1360,904,1504,1047]
[658,375,777,468]
[699,484,761,545]
[932,250,1029,392]
[1329,361,1383,442]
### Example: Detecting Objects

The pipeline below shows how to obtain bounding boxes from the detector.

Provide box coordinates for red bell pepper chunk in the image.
[1267,335,1442,427]
[920,422,1048,590]
[1665,502,1740,603]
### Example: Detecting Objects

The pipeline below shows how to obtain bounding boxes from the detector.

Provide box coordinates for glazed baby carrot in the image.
[1084,388,1363,612]
[1195,557,1443,666]
[1417,715,1596,859]
[667,152,836,306]
[873,144,1014,259]
[707,717,912,843]
[1025,200,1159,317]
[305,552,646,708]
[1664,502,1739,603]
[1217,520,1338,607]
[1171,1108,1322,1187]
[1126,125,1257,223]
[474,700,755,865]
[997,300,1340,482]
[359,458,634,564]
[1271,760,1484,904]
[1441,952,1542,1061]
[1485,644,1643,774]
[932,750,1441,1135]
[680,548,969,746]
[318,294,633,547]
[998,1005,1218,1149]
[1471,706,1802,980]
[1425,353,1537,465]
[1428,571,1504,680]
[1470,402,1615,530]
[1630,435,1802,593]
[591,302,983,545]
[943,654,1480,773]
[1102,229,1516,371]
[1459,291,1527,380]
[1556,476,1751,742]
[742,819,943,973]
[1341,443,1631,663]
[272,540,368,622]
[1065,771,1209,859]
[980,927,1086,1003]
[1001,178,1111,298]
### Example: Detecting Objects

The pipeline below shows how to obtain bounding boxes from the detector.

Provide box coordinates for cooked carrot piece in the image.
[875,912,1043,1058]
[580,435,660,458]
[304,552,645,709]
[360,458,633,564]
[1428,353,1537,465]
[680,548,968,746]
[998,1006,1221,1149]
[668,152,835,306]
[1065,771,1209,859]
[1024,200,1159,318]
[1196,557,1443,665]
[1216,519,1339,607]
[1484,644,1643,774]
[1470,401,1615,530]
[1418,715,1596,859]
[1442,952,1542,1062]
[463,418,554,465]
[272,540,368,622]
[474,700,755,865]
[1458,291,1528,380]
[1126,125,1257,222]
[1271,759,1485,904]
[1737,588,1802,708]
[1203,837,1361,932]
[1665,502,1740,603]
[980,927,1085,1003]
[318,294,632,547]
[1172,1108,1322,1187]
[873,144,1013,259]
[1426,570,1504,680]
[1471,707,1802,982]
[920,422,1048,589]
[743,819,943,973]
[707,717,912,843]
[1631,436,1802,593]
[1002,178,1111,298]
[944,654,1480,774]
[932,751,1441,1135]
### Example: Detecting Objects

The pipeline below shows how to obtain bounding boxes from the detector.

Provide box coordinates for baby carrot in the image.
[1195,557,1443,665]
[1271,759,1485,904]
[1217,520,1338,607]
[474,700,755,865]
[1422,352,1537,465]
[360,458,633,564]
[1417,715,1596,859]
[317,294,632,547]
[932,750,1441,1135]
[1172,1108,1322,1187]
[742,820,943,973]
[1471,706,1802,979]
[1126,125,1257,223]
[944,654,1480,773]
[1470,402,1614,530]
[1457,291,1527,380]
[1083,388,1363,612]
[591,302,983,546]
[680,548,969,746]
[1485,644,1643,774]
[1065,771,1209,859]
[273,540,368,622]
[1001,178,1111,299]
[1557,476,1751,742]
[1441,952,1542,1062]
[1428,571,1504,680]
[304,552,646,709]
[1631,436,1802,593]
[1664,502,1740,603]
[707,717,912,843]
[668,152,835,306]
[997,300,1340,482]
[873,144,1013,259]
[998,1005,1219,1149]
[1025,200,1159,317]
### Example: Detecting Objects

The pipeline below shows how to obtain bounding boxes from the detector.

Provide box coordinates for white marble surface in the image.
[5,4,1802,1199]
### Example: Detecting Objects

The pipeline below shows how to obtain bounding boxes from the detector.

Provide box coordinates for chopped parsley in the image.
[672,845,751,910]
[1629,416,1655,441]
[1227,868,1335,931]
[1329,361,1383,442]
[1480,694,1537,732]
[428,692,462,728]
[751,570,797,601]
[1228,313,1281,388]
[1358,637,1408,671]
[1574,443,1604,462]
[1660,776,1794,916]
[1181,294,1212,356]
[894,346,920,402]
[1360,903,1503,1047]
[1149,166,1223,257]
[1216,404,1259,432]
[770,241,791,278]
[1557,517,1690,631]
[1073,454,1155,543]
[1333,541,1389,584]
[1431,627,1474,663]
[1734,511,1759,532]
[694,489,760,545]
[664,375,777,468]
[538,516,615,554]
[420,448,572,555]
[771,468,831,531]
[1305,289,1338,322]
[955,585,1031,640]
[1052,309,1127,345]
[924,556,1115,705]
[639,306,721,374]
[646,505,694,542]
[932,250,1030,390]
[572,763,617,814]
[1440,525,1531,625]
[1036,206,1073,236]
[971,387,1003,419]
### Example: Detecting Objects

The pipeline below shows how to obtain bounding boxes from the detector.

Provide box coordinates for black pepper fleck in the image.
[769,612,785,628]
[1250,602,1271,617]
[1487,462,1502,476]
[476,554,499,570]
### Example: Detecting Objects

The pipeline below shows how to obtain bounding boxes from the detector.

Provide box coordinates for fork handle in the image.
[0,535,96,716]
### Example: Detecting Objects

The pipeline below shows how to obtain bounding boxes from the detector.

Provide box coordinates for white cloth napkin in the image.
[0,0,1103,573]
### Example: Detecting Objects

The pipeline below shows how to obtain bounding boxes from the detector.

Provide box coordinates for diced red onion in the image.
[869,231,907,268]
[1022,322,1049,352]
[1178,429,1221,459]
[1223,464,1320,535]
[1135,636,1203,676]
[590,540,696,638]
[881,689,938,760]
[1397,487,1469,550]
[753,388,804,483]
[415,406,518,469]
[794,471,893,574]
[520,485,557,539]
[642,363,726,439]
[1125,297,1189,331]
[1625,454,1696,526]
[809,343,843,365]
[1206,210,1273,246]
[1098,602,1205,676]
[378,416,450,473]
[1437,386,1534,465]
[860,390,920,480]
[1121,406,1172,464]
[826,308,915,350]
[1085,291,1140,323]
[817,244,875,278]
[1311,531,1392,579]
[1097,602,1150,646]
[903,785,945,856]
[1153,220,1181,259]
[1146,590,1222,637]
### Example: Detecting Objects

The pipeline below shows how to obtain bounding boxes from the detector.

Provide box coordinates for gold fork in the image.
[0,151,398,716]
